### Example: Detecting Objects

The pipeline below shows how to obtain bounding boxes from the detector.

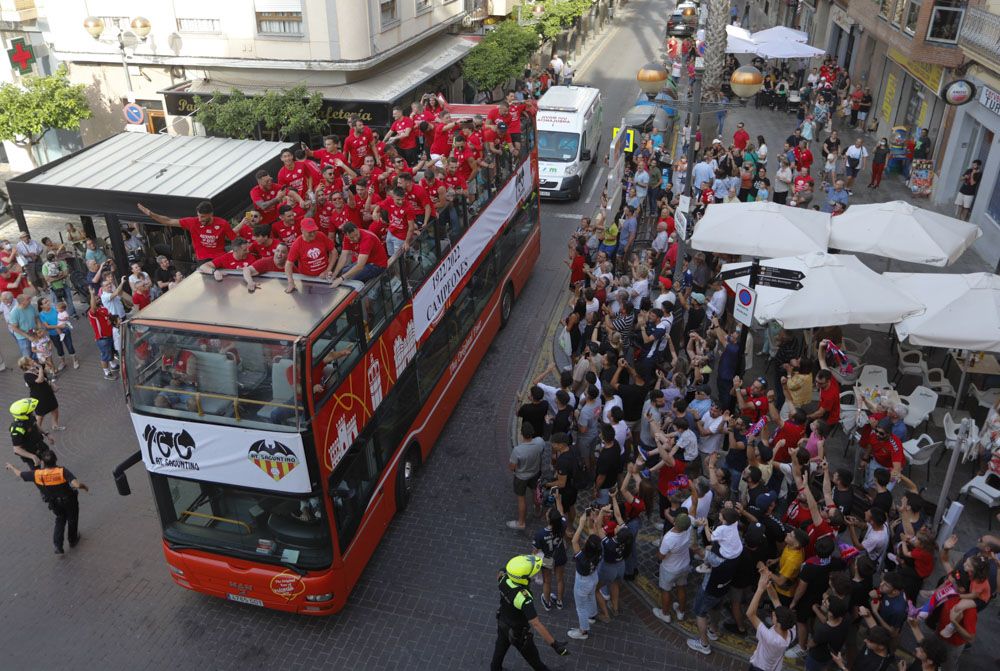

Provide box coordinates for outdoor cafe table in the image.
[950,351,1000,411]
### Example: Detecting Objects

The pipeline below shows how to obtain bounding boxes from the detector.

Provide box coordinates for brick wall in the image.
[846,0,966,68]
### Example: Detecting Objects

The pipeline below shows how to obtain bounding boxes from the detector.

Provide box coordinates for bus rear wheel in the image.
[396,445,421,513]
[500,283,515,329]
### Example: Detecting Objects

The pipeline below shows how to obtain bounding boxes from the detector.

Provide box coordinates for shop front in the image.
[826,4,858,71]
[876,48,948,154]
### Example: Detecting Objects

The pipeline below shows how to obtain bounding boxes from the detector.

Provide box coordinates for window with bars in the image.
[903,0,922,34]
[416,0,432,13]
[256,11,303,34]
[380,0,399,27]
[925,0,965,42]
[176,17,221,32]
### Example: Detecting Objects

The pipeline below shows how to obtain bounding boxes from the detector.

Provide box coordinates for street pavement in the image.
[0,0,743,669]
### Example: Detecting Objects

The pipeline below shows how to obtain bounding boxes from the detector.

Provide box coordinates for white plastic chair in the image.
[832,353,862,386]
[923,367,957,401]
[839,389,862,455]
[900,386,938,430]
[843,335,872,359]
[942,412,962,453]
[857,365,891,390]
[902,434,941,482]
[894,347,928,384]
[970,383,1000,410]
[960,473,1000,530]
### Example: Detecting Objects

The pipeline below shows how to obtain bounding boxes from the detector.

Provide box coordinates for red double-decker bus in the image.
[117,107,540,614]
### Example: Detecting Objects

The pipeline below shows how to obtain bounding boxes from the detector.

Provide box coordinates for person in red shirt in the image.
[732,122,750,151]
[331,223,388,286]
[699,181,714,205]
[250,171,287,225]
[567,245,586,289]
[810,352,841,432]
[284,219,337,291]
[733,376,769,423]
[137,201,236,262]
[793,140,814,173]
[86,287,117,379]
[249,224,280,259]
[505,91,527,149]
[429,111,459,163]
[861,421,906,489]
[397,173,433,228]
[0,266,27,298]
[242,243,289,293]
[199,237,258,279]
[372,187,418,257]
[935,593,977,651]
[273,204,309,245]
[344,116,379,170]
[385,106,419,166]
[421,169,448,214]
[307,135,353,178]
[451,134,479,185]
[276,148,314,201]
[769,409,808,463]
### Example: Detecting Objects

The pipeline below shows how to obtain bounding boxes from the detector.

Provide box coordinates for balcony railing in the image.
[959,6,1000,63]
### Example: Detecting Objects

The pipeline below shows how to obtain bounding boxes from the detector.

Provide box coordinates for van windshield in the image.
[538,130,580,163]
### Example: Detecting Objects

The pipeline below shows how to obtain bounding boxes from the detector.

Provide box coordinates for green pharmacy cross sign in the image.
[7,37,36,74]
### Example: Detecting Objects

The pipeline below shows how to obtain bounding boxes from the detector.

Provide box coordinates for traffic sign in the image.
[715,266,748,282]
[757,275,803,290]
[123,103,146,126]
[733,283,756,327]
[758,266,805,281]
[611,126,635,153]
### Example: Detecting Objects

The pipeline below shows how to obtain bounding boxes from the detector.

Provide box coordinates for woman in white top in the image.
[773,158,793,205]
[756,135,768,165]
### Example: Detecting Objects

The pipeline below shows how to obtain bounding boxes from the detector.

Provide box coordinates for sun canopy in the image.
[886,273,1000,351]
[828,200,982,267]
[720,253,926,329]
[752,26,809,43]
[690,202,831,257]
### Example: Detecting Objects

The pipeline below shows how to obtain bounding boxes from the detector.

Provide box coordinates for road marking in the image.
[585,167,606,204]
[550,213,582,219]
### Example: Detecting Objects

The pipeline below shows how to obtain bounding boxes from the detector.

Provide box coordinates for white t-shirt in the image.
[538,382,575,415]
[630,278,650,309]
[659,529,692,573]
[749,622,792,671]
[602,395,623,424]
[862,524,889,564]
[682,490,714,521]
[611,420,629,454]
[706,289,727,319]
[652,231,669,253]
[712,522,743,559]
[698,413,727,455]
[678,429,699,462]
[654,291,677,311]
[844,144,869,161]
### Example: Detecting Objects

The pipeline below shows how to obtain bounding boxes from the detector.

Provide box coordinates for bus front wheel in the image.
[396,445,421,513]
[500,283,515,329]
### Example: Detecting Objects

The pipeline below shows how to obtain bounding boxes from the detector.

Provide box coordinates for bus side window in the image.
[472,253,498,315]
[328,431,380,553]
[314,311,363,407]
[360,269,403,339]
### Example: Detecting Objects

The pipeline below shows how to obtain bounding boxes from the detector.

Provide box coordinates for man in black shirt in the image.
[549,433,579,527]
[955,159,982,221]
[6,449,89,554]
[549,390,575,437]
[152,254,177,296]
[610,360,651,434]
[593,424,622,505]
[517,386,550,440]
[9,397,49,469]
[790,536,845,652]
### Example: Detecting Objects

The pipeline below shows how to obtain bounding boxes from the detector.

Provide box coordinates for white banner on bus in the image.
[131,413,312,494]
[413,160,534,339]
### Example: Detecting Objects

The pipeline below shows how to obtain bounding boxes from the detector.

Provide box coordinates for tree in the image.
[0,65,91,166]
[194,85,328,141]
[463,20,539,97]
[536,0,591,40]
[698,0,731,139]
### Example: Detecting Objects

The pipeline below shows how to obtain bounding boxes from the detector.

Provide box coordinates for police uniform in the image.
[490,569,550,671]
[19,466,80,552]
[10,406,47,469]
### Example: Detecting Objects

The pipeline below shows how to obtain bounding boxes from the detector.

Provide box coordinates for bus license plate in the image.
[227,593,263,607]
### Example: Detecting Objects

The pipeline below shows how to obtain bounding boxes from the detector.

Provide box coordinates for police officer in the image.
[9,398,50,469]
[5,449,89,554]
[490,554,569,671]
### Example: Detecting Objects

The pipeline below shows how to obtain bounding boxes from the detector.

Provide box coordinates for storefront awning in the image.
[160,34,479,126]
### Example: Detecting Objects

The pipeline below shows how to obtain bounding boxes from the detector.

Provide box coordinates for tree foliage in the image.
[194,85,327,141]
[536,0,592,40]
[0,65,91,150]
[463,20,540,93]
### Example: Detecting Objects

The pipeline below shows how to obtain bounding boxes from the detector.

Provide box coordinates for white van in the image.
[536,86,603,201]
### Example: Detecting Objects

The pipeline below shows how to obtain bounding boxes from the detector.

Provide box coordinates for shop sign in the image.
[162,89,391,128]
[888,48,944,95]
[943,79,977,106]
[881,72,898,124]
[980,86,1000,116]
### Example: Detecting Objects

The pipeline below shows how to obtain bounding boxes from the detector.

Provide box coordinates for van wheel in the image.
[570,183,581,201]
[591,139,601,163]
[500,283,515,328]
[396,445,421,513]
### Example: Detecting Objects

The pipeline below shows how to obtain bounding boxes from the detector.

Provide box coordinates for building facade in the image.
[41,0,472,145]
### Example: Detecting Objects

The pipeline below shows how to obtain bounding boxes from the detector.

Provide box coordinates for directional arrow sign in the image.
[715,267,748,282]
[758,266,806,281]
[756,275,803,290]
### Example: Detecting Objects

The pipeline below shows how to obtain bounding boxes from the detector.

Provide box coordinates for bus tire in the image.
[396,445,421,513]
[499,283,515,329]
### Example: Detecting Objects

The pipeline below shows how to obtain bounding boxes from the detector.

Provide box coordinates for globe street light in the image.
[730,65,764,99]
[130,17,152,40]
[83,16,105,39]
[636,62,670,99]
[83,15,152,95]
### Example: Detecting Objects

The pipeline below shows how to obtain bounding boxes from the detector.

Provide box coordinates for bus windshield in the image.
[154,475,332,570]
[126,323,301,431]
[538,130,580,162]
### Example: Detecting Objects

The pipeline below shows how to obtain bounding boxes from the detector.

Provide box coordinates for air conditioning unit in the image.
[490,0,517,16]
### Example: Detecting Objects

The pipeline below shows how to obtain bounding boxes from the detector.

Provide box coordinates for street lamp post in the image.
[83,16,151,96]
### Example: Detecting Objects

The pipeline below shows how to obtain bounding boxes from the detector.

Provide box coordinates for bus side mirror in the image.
[112,450,143,497]
[581,150,592,162]
[115,471,131,496]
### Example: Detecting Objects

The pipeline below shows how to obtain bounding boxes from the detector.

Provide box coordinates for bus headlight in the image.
[305,593,334,602]
[168,565,185,576]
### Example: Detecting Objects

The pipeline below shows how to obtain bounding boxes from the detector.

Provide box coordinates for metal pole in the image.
[934,420,966,530]
[119,35,133,94]
[736,258,760,373]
